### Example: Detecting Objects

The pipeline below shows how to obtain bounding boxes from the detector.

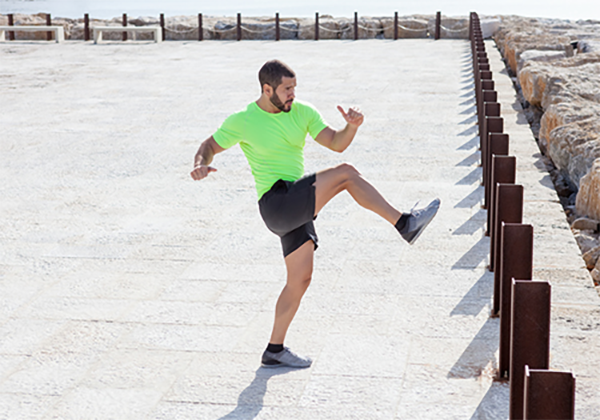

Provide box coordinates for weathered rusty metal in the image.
[509,280,551,419]
[354,12,358,40]
[84,13,90,41]
[198,13,203,41]
[237,13,242,41]
[394,12,398,40]
[435,11,441,40]
[315,12,319,41]
[122,13,127,42]
[275,13,280,41]
[486,137,511,235]
[8,14,15,41]
[481,116,503,193]
[46,13,52,41]
[498,223,533,376]
[524,367,575,420]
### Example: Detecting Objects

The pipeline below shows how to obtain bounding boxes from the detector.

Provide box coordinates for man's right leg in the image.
[262,240,314,368]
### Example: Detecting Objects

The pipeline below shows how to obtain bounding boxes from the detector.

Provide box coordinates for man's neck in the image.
[256,95,281,114]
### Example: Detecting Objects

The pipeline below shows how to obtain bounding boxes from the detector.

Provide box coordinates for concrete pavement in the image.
[0,38,598,419]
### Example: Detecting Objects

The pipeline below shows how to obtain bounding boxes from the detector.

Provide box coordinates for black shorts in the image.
[258,174,318,258]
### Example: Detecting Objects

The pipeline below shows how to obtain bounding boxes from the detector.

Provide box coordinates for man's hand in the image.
[190,165,217,181]
[337,106,364,128]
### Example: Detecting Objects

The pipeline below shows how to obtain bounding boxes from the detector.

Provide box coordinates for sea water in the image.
[0,0,598,20]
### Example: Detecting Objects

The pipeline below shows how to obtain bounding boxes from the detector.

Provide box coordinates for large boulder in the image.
[381,17,429,39]
[577,159,600,220]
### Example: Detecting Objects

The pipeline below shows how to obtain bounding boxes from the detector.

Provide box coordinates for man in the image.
[191,60,439,369]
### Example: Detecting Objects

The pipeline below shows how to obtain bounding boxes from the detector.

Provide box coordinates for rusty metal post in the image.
[237,13,241,41]
[46,13,52,41]
[8,13,15,41]
[354,12,358,40]
[394,12,398,40]
[84,13,90,41]
[486,136,510,235]
[477,91,497,151]
[509,281,551,419]
[491,183,525,275]
[435,11,441,40]
[524,367,575,420]
[315,12,319,41]
[159,13,165,41]
[481,116,503,196]
[198,13,203,41]
[498,222,533,377]
[492,186,525,315]
[475,78,494,122]
[122,13,127,41]
[275,12,280,41]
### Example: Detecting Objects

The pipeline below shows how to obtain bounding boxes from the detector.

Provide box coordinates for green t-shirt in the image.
[213,100,328,199]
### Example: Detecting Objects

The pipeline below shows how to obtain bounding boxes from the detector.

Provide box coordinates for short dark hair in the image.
[258,60,295,92]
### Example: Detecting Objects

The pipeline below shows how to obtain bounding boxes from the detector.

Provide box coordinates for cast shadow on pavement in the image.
[447,317,499,379]
[450,271,493,316]
[217,367,296,420]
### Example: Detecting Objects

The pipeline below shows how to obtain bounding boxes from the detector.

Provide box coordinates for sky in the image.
[0,0,599,21]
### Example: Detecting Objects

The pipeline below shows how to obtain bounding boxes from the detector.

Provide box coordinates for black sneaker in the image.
[399,198,441,245]
[261,347,312,369]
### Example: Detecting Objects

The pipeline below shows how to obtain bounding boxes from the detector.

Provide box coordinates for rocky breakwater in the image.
[0,13,471,40]
[494,16,600,286]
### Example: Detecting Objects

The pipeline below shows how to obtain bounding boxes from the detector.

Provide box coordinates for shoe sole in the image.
[405,202,440,245]
[261,362,311,369]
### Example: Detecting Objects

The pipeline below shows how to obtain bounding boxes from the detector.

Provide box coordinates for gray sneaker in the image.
[261,347,312,369]
[400,198,441,245]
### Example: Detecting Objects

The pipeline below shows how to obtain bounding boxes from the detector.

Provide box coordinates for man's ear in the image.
[262,83,273,96]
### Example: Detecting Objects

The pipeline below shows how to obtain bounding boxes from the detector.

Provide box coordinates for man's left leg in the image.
[262,240,314,368]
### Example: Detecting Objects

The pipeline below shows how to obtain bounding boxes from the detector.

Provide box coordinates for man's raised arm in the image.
[190,136,226,180]
[315,106,364,153]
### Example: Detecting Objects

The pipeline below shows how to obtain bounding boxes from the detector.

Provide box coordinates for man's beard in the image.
[270,92,293,113]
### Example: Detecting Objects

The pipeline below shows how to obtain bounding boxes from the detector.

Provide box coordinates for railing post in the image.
[492,185,525,316]
[84,13,90,41]
[160,13,165,41]
[275,12,280,41]
[354,11,358,40]
[486,136,511,235]
[435,11,441,40]
[509,281,551,419]
[8,13,15,41]
[315,12,319,41]
[46,13,52,41]
[482,116,503,204]
[524,367,575,420]
[237,12,242,41]
[122,13,127,42]
[198,13,203,41]
[498,222,533,377]
[394,11,398,40]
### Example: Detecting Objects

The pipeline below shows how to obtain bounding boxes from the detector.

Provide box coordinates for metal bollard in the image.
[160,13,165,41]
[275,12,280,41]
[84,13,90,41]
[481,116,503,195]
[486,136,510,235]
[498,223,533,377]
[46,13,52,41]
[354,12,358,40]
[524,367,575,420]
[198,13,203,41]
[315,12,319,41]
[394,12,398,40]
[8,13,15,41]
[477,92,498,150]
[122,13,127,42]
[435,11,441,40]
[509,280,551,419]
[237,13,241,41]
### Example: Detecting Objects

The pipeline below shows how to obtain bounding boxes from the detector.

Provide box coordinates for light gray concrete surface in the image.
[0,38,598,419]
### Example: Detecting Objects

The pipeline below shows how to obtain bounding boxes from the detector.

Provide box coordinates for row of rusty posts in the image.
[5,13,54,40]
[470,12,576,420]
[6,11,444,42]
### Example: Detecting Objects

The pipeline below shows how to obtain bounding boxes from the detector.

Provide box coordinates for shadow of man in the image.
[218,366,298,420]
